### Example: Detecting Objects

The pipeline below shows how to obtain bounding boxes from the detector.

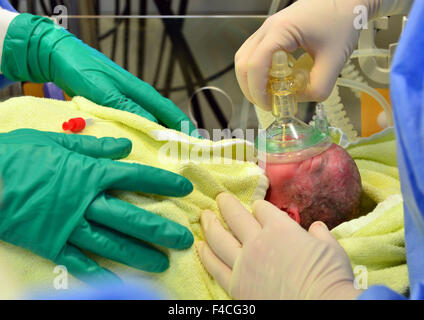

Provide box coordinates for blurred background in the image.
[0,0,403,137]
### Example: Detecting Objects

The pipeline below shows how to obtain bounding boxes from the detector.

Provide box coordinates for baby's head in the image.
[265,143,362,230]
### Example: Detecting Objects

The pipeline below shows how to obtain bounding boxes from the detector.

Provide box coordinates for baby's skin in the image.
[265,144,362,230]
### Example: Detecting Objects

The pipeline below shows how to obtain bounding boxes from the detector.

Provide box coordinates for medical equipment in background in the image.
[187,86,236,137]
[320,13,410,141]
[11,0,249,131]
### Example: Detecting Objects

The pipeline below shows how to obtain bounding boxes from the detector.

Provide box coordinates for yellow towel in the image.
[0,96,268,299]
[332,128,408,294]
[0,97,407,298]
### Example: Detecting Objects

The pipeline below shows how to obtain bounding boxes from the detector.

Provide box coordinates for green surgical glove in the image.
[0,129,194,283]
[1,13,196,134]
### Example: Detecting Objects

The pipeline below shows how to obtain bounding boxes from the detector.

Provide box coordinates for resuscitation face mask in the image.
[255,51,362,230]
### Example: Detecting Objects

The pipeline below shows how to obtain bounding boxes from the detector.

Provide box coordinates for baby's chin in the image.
[264,143,362,230]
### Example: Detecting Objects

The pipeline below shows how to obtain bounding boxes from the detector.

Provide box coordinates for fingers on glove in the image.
[148,96,195,133]
[47,132,132,160]
[69,220,170,273]
[236,28,299,110]
[196,241,231,294]
[55,244,121,285]
[303,50,344,102]
[86,193,194,250]
[108,94,158,123]
[235,28,266,103]
[216,193,262,243]
[308,221,340,247]
[124,78,198,135]
[200,210,241,268]
[97,160,193,197]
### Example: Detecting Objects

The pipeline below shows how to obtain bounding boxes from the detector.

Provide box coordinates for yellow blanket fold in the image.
[0,96,408,298]
[332,129,408,294]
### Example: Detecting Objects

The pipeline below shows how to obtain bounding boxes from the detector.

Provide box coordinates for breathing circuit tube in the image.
[320,85,359,141]
[341,59,369,99]
[336,77,393,126]
[321,77,393,141]
[320,48,392,141]
[350,49,390,59]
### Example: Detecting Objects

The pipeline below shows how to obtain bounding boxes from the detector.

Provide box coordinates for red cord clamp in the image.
[62,117,86,133]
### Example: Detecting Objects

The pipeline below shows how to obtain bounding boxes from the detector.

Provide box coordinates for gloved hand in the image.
[197,193,363,300]
[235,0,413,110]
[0,129,194,284]
[0,13,196,134]
[235,0,364,109]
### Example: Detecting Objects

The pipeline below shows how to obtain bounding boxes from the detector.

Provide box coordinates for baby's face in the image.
[264,143,362,230]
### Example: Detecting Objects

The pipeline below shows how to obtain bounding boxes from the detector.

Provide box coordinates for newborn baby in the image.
[265,143,362,230]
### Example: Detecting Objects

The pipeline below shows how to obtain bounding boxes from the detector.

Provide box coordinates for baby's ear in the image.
[253,199,296,227]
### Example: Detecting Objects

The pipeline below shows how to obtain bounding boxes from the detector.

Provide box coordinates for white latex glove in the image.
[235,0,414,110]
[196,193,363,300]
